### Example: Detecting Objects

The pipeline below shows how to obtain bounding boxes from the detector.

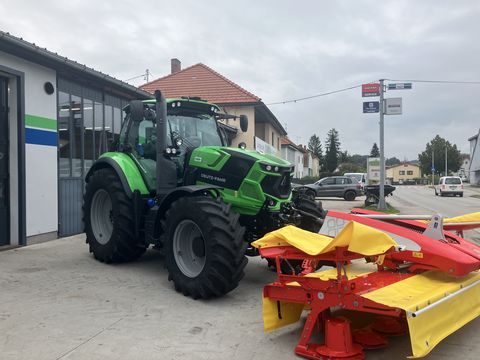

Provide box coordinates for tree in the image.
[308,134,323,168]
[325,128,341,172]
[350,154,369,169]
[418,135,462,176]
[370,143,380,157]
[338,162,365,174]
[386,157,401,166]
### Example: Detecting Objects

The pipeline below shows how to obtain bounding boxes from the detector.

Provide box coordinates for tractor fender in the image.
[157,185,223,215]
[85,155,149,198]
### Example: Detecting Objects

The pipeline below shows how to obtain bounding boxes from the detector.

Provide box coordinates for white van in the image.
[344,173,367,188]
[435,176,463,197]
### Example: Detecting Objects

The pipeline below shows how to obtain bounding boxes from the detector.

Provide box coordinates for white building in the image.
[280,137,304,179]
[0,31,152,247]
[469,131,480,185]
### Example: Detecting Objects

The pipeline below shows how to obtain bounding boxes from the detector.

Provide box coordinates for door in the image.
[0,77,9,246]
[317,177,335,196]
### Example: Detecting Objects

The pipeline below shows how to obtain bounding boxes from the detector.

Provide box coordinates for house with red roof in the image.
[141,59,287,154]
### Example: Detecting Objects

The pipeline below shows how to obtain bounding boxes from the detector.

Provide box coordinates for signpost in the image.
[362,83,381,97]
[362,80,411,210]
[363,101,379,113]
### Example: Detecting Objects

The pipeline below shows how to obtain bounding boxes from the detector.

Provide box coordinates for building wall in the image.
[311,156,320,178]
[221,106,255,150]
[0,50,58,239]
[470,136,480,185]
[386,163,421,183]
[281,145,303,178]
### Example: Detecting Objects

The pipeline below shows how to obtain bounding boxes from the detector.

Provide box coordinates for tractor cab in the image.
[118,98,241,190]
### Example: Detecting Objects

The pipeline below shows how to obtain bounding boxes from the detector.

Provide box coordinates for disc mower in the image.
[253,210,480,359]
[83,91,323,299]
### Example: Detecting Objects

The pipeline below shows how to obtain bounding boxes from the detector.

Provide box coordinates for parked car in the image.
[302,176,363,201]
[435,176,464,197]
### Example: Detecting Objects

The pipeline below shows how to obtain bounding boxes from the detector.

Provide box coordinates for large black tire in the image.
[84,168,146,263]
[163,196,248,299]
[294,194,326,233]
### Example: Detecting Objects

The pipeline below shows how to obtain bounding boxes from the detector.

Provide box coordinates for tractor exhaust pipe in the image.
[155,90,177,199]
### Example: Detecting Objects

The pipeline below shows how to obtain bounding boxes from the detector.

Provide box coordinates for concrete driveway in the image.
[1,198,479,360]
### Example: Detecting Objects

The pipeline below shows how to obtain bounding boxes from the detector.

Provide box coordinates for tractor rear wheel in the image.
[84,168,146,263]
[163,196,247,299]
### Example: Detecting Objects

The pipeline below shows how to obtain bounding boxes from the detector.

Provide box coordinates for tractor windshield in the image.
[168,113,224,148]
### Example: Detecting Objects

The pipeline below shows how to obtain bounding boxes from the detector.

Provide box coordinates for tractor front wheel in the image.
[163,196,247,299]
[84,168,146,263]
[294,194,326,233]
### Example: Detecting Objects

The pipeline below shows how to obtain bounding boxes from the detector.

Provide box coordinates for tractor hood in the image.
[187,146,294,214]
[225,147,292,167]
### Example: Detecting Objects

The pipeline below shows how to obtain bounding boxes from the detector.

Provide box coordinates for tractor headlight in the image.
[174,137,183,147]
[165,147,172,154]
[260,162,284,173]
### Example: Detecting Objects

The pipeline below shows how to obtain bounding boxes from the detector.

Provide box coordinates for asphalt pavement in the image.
[0,192,479,360]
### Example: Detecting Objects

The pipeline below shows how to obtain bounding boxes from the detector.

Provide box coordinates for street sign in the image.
[385,97,402,115]
[388,83,412,90]
[363,101,379,113]
[362,83,380,97]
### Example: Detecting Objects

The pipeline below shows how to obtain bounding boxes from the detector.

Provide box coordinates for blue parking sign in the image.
[363,101,379,113]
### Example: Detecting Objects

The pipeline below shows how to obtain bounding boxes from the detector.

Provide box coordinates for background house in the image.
[280,137,304,179]
[299,145,320,178]
[141,59,287,155]
[469,131,480,185]
[386,162,422,184]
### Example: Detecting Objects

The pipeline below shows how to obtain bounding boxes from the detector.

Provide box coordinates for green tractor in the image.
[84,91,324,299]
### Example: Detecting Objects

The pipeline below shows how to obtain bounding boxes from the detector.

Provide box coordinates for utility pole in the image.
[144,69,150,82]
[445,146,448,176]
[377,79,386,210]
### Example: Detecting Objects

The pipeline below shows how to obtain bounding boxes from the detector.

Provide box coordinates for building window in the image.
[57,78,128,179]
[58,91,71,177]
[407,170,413,175]
[399,170,405,175]
[272,132,274,146]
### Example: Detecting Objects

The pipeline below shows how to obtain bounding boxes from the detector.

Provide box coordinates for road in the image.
[387,185,480,242]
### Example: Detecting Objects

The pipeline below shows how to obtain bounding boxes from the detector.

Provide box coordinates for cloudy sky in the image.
[2,0,479,159]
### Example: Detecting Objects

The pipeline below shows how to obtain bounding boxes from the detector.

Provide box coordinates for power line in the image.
[266,83,365,106]
[386,79,480,85]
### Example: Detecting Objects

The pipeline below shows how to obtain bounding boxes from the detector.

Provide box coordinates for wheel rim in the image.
[173,220,206,278]
[90,189,113,245]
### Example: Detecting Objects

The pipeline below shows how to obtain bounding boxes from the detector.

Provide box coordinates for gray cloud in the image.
[1,0,479,159]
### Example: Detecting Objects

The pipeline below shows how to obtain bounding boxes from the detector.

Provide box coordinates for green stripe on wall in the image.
[25,114,57,131]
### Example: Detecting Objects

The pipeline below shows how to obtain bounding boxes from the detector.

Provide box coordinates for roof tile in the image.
[141,63,261,104]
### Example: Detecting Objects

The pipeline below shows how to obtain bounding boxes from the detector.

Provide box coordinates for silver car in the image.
[302,176,362,201]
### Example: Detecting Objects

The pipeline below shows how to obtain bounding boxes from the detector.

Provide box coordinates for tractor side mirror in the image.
[239,115,248,132]
[129,100,144,123]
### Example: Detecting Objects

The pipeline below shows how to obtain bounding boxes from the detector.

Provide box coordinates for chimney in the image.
[171,58,181,74]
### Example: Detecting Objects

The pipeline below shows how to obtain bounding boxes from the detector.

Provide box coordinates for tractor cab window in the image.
[167,113,223,149]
